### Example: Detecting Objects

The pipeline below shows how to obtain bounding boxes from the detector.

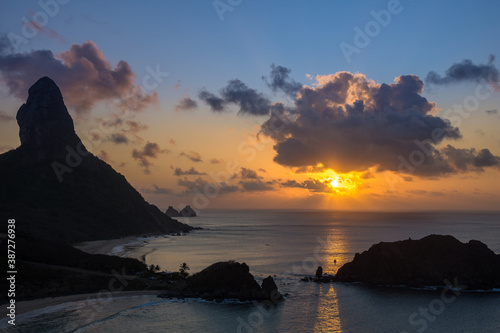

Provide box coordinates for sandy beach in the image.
[74,236,144,256]
[16,290,163,316]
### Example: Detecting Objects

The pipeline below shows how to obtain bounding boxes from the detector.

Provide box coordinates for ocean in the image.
[3,210,500,332]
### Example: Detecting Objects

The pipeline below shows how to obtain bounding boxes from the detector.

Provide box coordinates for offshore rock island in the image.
[333,235,500,290]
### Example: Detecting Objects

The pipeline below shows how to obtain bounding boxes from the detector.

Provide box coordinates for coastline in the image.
[74,236,147,256]
[16,290,163,316]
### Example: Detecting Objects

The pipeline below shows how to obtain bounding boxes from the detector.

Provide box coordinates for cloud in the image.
[99,117,148,144]
[486,109,497,114]
[0,40,159,114]
[180,151,202,163]
[407,190,445,196]
[239,180,275,192]
[231,167,262,180]
[141,184,173,195]
[175,97,198,112]
[426,56,500,90]
[178,177,239,195]
[263,64,302,97]
[198,90,226,112]
[97,150,111,162]
[174,167,207,176]
[108,133,129,144]
[280,179,331,193]
[260,72,468,176]
[132,142,169,174]
[23,11,66,44]
[0,110,14,122]
[439,145,500,172]
[209,158,223,164]
[199,79,271,116]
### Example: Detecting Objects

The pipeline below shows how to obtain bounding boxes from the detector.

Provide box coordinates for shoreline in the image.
[15,290,163,316]
[74,236,150,256]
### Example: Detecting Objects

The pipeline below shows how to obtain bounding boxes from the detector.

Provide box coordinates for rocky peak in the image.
[16,77,83,160]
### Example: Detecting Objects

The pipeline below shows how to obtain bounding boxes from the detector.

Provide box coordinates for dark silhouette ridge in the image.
[0,77,192,243]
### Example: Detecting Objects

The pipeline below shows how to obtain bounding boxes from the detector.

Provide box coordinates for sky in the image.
[0,0,499,212]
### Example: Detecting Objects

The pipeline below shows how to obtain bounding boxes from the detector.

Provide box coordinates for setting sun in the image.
[330,177,340,188]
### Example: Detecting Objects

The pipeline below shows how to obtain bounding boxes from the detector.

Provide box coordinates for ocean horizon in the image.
[4,210,500,332]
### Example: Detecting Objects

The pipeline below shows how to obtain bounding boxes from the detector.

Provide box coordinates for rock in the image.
[261,276,283,303]
[334,235,500,290]
[0,77,193,243]
[16,77,84,161]
[315,266,323,279]
[167,261,283,301]
[165,206,180,217]
[180,205,197,217]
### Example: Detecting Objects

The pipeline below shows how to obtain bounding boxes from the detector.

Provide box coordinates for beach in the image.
[16,290,162,316]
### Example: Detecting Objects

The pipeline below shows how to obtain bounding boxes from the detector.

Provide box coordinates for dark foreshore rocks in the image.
[334,235,500,290]
[158,261,283,302]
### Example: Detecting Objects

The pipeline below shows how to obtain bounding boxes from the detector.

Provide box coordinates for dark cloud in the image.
[426,56,500,90]
[239,180,275,192]
[220,79,271,116]
[141,184,173,195]
[198,90,226,112]
[263,64,302,97]
[180,151,202,163]
[232,167,262,180]
[210,158,223,164]
[407,190,445,197]
[132,142,168,174]
[486,109,497,114]
[99,118,148,144]
[108,133,129,144]
[178,177,239,195]
[280,179,331,193]
[0,110,14,122]
[175,97,198,112]
[0,40,159,113]
[199,80,271,116]
[261,72,464,176]
[174,167,207,176]
[440,145,500,172]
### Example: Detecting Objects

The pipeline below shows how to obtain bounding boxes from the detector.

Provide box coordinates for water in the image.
[3,210,500,332]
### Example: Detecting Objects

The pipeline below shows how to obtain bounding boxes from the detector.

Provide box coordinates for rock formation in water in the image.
[165,206,180,217]
[159,261,284,302]
[180,205,197,217]
[334,235,500,290]
[0,77,192,243]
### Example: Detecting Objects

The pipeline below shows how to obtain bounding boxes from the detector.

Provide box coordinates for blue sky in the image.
[0,0,499,210]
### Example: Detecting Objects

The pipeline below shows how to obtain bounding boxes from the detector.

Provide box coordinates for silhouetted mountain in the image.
[0,77,192,243]
[334,235,500,290]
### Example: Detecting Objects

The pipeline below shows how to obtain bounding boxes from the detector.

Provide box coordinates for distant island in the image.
[165,205,197,217]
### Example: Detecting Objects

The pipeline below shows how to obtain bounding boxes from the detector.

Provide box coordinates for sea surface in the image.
[3,210,500,332]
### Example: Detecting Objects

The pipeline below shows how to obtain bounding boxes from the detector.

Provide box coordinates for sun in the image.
[330,178,340,188]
